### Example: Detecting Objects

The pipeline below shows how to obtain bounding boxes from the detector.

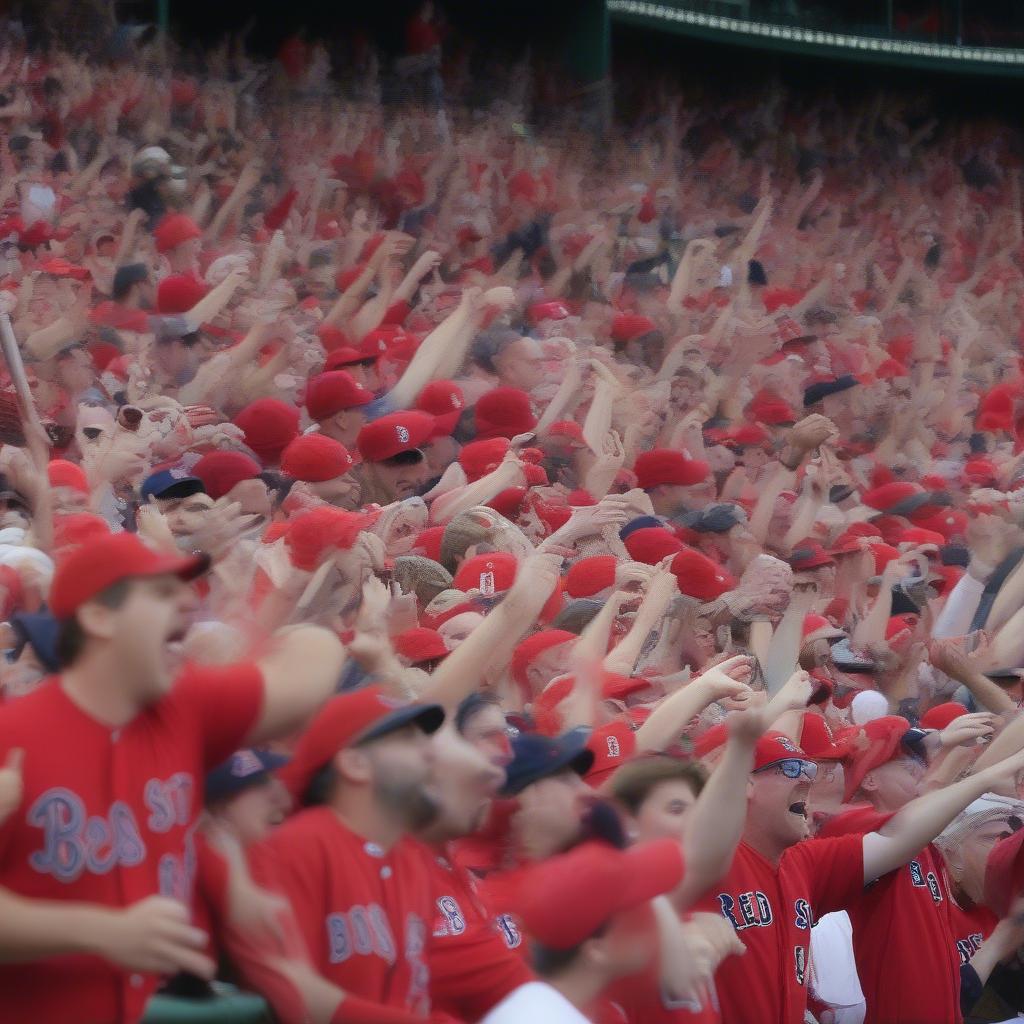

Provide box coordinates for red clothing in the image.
[603,962,720,1023]
[0,664,264,1024]
[426,844,532,1020]
[698,836,864,1024]
[249,807,437,1016]
[947,894,998,967]
[847,844,962,1024]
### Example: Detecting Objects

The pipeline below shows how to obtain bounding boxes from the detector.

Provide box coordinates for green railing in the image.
[607,0,1024,75]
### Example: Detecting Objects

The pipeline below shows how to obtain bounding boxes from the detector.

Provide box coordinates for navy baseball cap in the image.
[619,516,666,542]
[140,469,206,503]
[8,611,59,672]
[502,729,594,796]
[205,749,290,803]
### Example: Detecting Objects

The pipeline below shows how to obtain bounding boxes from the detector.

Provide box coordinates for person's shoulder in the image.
[0,678,64,734]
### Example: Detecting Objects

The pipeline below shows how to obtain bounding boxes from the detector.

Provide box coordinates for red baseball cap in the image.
[545,420,586,446]
[416,380,465,437]
[842,716,919,802]
[50,533,209,620]
[285,507,372,571]
[157,274,208,315]
[233,399,300,465]
[623,527,685,565]
[153,213,202,254]
[316,324,353,353]
[277,684,445,803]
[565,556,617,598]
[518,839,685,949]
[802,613,846,644]
[357,411,435,462]
[511,629,577,691]
[475,387,537,441]
[48,459,89,495]
[453,552,519,594]
[788,538,836,572]
[192,451,262,501]
[670,548,736,601]
[459,438,510,482]
[984,828,1024,918]
[305,371,373,421]
[754,731,812,771]
[747,389,798,425]
[920,702,968,731]
[611,313,657,343]
[324,346,377,371]
[798,714,850,761]
[394,627,449,664]
[53,512,112,552]
[280,434,354,482]
[634,449,710,490]
[585,721,638,787]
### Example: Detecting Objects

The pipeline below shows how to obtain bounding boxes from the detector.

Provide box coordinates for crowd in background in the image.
[3,6,1024,1023]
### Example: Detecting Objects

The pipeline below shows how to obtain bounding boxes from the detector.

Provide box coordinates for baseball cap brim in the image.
[502,731,595,796]
[831,638,879,672]
[356,702,446,745]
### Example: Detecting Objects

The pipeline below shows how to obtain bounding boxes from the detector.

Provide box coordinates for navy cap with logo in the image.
[140,468,206,503]
[502,729,594,796]
[205,749,290,804]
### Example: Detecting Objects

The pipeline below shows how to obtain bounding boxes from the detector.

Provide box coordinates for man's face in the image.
[513,769,589,861]
[953,818,1015,904]
[863,756,925,812]
[424,727,505,840]
[160,492,215,541]
[106,575,194,703]
[747,762,814,851]
[370,455,430,501]
[525,644,574,697]
[365,724,440,830]
[495,337,544,391]
[215,778,291,845]
[459,702,512,768]
[56,349,95,395]
[809,761,846,827]
[634,778,700,842]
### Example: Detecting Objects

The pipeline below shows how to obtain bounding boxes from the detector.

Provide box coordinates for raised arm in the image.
[246,626,347,745]
[862,747,1024,882]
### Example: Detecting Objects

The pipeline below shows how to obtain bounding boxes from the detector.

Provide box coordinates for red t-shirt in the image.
[947,895,997,967]
[248,807,437,1015]
[0,664,264,1024]
[426,843,532,1020]
[846,843,962,1024]
[697,836,864,1024]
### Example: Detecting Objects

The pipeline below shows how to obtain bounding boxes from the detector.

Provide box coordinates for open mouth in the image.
[789,801,808,818]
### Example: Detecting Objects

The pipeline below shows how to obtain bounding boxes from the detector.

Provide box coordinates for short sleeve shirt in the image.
[0,663,263,1023]
[699,836,864,1024]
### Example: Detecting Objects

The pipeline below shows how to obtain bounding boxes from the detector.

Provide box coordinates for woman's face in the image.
[633,778,700,842]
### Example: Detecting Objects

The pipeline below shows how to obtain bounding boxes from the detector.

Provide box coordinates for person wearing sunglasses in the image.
[695,723,1024,1024]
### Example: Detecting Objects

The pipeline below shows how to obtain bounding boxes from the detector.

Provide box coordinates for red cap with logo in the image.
[50,533,209,620]
[585,721,638,786]
[754,731,812,770]
[357,411,435,462]
[305,371,373,421]
[277,685,445,802]
[842,716,916,801]
[416,380,465,437]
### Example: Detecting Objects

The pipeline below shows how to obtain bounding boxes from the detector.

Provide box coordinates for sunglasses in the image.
[755,759,818,782]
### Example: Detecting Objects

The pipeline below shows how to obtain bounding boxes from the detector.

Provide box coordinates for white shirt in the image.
[809,911,866,1024]
[481,982,593,1024]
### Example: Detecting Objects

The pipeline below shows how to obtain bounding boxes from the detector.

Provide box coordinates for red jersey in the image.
[425,844,532,1020]
[249,807,436,1016]
[947,894,997,967]
[846,844,962,1024]
[698,836,864,1024]
[0,664,264,1024]
[603,962,720,1024]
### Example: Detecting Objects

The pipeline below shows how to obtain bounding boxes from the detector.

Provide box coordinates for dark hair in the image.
[112,263,149,301]
[302,762,337,807]
[608,754,707,815]
[455,691,502,735]
[55,578,134,668]
[470,327,521,374]
[924,243,941,271]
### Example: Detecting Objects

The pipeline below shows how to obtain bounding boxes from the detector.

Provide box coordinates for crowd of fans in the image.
[5,7,1024,1023]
